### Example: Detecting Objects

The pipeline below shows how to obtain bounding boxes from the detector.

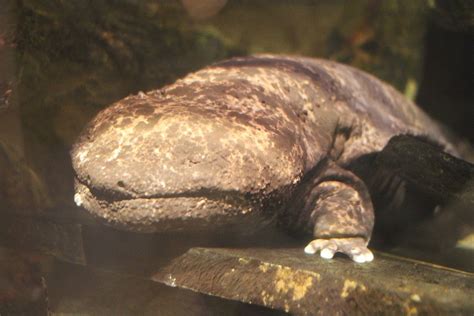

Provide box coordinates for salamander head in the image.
[71,92,303,233]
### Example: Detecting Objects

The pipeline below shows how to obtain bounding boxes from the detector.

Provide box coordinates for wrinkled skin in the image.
[71,55,458,263]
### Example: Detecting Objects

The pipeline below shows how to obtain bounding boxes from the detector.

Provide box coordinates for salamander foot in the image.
[304,237,374,263]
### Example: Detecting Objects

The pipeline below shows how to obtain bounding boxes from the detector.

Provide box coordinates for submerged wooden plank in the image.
[152,247,474,315]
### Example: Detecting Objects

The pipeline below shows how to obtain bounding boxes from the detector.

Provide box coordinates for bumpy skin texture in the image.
[71,55,457,262]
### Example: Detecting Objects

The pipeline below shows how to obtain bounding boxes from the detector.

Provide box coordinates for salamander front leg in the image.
[301,167,375,263]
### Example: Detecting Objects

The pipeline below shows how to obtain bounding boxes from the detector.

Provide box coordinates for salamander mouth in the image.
[74,175,255,204]
[73,178,274,234]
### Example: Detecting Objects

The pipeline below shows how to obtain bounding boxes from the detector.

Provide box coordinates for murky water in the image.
[0,1,472,314]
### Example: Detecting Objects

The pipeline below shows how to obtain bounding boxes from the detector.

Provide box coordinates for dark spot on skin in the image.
[121,118,133,126]
[135,121,150,131]
[228,111,251,123]
[134,104,155,116]
[117,181,125,187]
[254,117,277,129]
[94,121,112,136]
[166,123,178,134]
[145,114,161,125]
[167,85,194,96]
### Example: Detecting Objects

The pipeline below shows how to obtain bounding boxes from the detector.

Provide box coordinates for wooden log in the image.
[153,247,474,315]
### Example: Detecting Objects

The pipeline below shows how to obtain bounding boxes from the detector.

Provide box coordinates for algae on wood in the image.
[153,247,474,315]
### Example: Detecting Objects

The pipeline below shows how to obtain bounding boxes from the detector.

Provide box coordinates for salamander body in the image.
[71,55,458,262]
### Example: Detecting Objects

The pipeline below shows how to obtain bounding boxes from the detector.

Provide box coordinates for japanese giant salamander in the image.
[71,55,460,263]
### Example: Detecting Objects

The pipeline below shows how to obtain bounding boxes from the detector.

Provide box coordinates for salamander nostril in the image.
[117,181,125,188]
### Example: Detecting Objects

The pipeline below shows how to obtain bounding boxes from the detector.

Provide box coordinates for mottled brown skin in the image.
[71,55,458,262]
